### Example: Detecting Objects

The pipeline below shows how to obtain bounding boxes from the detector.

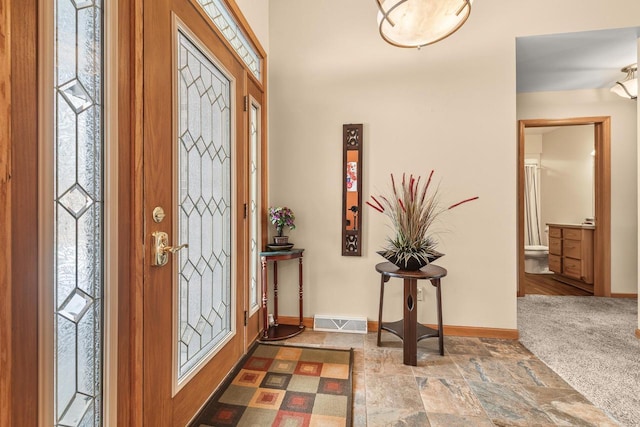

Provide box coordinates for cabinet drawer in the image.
[548,227,562,238]
[563,257,582,279]
[563,239,582,259]
[549,237,562,255]
[564,228,582,240]
[548,254,562,273]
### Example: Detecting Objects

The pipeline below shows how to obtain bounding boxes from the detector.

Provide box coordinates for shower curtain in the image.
[524,164,542,246]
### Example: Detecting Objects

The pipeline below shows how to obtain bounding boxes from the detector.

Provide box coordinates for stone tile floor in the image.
[278,330,619,426]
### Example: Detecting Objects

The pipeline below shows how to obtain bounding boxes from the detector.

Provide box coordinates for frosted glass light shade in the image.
[610,64,637,100]
[376,0,472,48]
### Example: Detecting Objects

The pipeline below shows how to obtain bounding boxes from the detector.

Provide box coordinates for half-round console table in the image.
[259,248,305,341]
[375,262,448,366]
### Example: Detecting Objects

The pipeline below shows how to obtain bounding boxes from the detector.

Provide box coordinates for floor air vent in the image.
[313,315,368,334]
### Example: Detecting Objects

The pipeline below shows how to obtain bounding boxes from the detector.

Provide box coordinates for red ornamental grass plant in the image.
[366,171,478,269]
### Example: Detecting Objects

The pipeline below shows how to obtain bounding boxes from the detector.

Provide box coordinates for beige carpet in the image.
[518,295,639,427]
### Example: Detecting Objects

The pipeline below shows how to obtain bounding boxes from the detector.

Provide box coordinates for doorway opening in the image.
[517,117,611,298]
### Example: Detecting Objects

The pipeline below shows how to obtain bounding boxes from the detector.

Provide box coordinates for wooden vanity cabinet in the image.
[547,224,594,292]
[548,227,562,273]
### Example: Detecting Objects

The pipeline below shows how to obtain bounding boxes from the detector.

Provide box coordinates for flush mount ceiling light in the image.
[376,0,472,49]
[610,63,637,100]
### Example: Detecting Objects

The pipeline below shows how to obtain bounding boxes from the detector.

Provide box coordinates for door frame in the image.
[517,117,611,297]
[38,0,120,423]
[2,0,39,425]
[2,0,121,423]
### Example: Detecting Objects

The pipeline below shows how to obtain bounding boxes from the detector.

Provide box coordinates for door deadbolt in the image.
[152,231,188,267]
[152,206,166,223]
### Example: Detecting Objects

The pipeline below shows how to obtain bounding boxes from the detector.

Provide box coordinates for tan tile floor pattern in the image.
[279,330,619,426]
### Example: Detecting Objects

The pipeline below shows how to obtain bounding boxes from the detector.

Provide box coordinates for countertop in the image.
[547,223,595,230]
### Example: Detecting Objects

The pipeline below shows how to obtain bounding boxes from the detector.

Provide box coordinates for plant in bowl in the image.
[268,206,296,244]
[367,171,478,270]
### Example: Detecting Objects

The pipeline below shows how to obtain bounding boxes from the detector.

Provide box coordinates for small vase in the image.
[274,236,289,245]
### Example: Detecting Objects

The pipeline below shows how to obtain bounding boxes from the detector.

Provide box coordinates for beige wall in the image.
[637,39,640,329]
[252,0,640,330]
[234,0,269,54]
[518,89,638,294]
[539,126,595,245]
[524,134,542,158]
[524,127,596,248]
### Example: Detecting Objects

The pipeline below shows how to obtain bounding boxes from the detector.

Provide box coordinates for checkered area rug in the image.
[191,344,353,426]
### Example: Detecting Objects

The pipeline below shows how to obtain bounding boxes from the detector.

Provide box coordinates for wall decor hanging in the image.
[342,124,363,256]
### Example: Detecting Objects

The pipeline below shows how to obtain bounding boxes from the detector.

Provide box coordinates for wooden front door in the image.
[142,0,259,424]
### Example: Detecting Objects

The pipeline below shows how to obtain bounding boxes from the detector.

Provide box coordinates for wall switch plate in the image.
[417,287,423,301]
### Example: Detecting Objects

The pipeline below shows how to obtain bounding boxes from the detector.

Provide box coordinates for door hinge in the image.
[244,203,248,219]
[244,95,248,112]
[244,310,248,326]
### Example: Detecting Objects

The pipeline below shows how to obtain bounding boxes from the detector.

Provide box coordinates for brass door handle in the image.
[164,243,188,254]
[152,231,188,266]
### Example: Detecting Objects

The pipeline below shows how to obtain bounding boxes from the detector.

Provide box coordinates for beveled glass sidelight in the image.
[342,124,363,256]
[249,102,260,312]
[54,0,104,425]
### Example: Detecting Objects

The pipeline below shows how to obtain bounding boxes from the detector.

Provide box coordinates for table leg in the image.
[261,257,268,339]
[273,260,279,326]
[403,278,418,366]
[377,274,383,346]
[377,274,388,346]
[298,257,304,328]
[432,278,444,356]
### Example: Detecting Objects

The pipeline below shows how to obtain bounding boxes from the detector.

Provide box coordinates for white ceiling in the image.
[516,26,640,93]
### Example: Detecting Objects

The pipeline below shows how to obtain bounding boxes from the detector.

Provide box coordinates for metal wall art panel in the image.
[342,124,363,256]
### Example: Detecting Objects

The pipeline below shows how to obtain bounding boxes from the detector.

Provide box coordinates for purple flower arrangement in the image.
[268,206,296,237]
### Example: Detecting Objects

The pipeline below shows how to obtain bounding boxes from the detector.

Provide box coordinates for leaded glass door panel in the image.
[142,2,248,425]
[245,80,264,343]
